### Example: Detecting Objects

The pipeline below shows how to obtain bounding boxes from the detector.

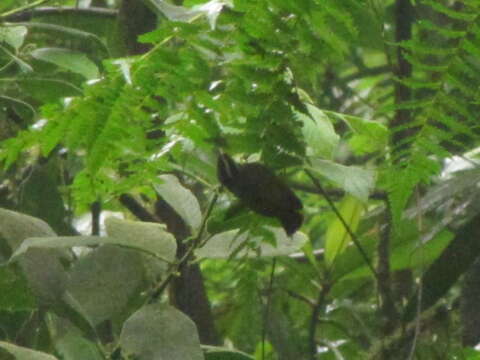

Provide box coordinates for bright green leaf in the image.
[325,196,364,266]
[309,159,376,202]
[324,111,388,155]
[298,104,339,159]
[345,230,453,280]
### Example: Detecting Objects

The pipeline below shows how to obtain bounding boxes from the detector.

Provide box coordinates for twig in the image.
[0,0,50,19]
[305,169,378,279]
[119,193,159,223]
[148,191,219,302]
[284,289,316,307]
[91,200,101,236]
[2,6,117,21]
[261,258,277,360]
[308,284,331,360]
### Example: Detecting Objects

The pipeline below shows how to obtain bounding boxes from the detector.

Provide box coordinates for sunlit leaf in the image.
[324,196,364,266]
[308,159,375,202]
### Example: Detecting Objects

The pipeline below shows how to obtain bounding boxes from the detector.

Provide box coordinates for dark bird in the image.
[217,152,303,235]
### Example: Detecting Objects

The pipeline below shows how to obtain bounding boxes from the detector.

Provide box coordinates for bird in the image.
[217,152,303,235]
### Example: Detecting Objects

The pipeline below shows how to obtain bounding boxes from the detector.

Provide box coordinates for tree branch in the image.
[2,6,117,22]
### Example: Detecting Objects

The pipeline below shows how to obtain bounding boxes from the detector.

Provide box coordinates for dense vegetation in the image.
[1,0,480,359]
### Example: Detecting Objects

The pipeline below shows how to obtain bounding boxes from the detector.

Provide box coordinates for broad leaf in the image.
[308,159,375,202]
[324,196,364,266]
[0,208,67,306]
[30,47,99,79]
[10,219,176,264]
[0,341,57,360]
[196,228,307,259]
[67,245,145,325]
[120,304,204,360]
[154,174,202,230]
[0,25,27,50]
[298,104,339,159]
[324,110,388,155]
[105,217,177,263]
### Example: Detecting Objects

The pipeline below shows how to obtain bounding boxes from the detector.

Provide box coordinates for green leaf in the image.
[0,341,58,360]
[30,47,99,80]
[0,25,27,50]
[0,266,36,311]
[0,209,68,307]
[324,196,364,266]
[120,304,203,360]
[154,174,202,230]
[105,217,177,263]
[298,104,339,159]
[0,208,56,251]
[67,245,145,326]
[308,159,376,202]
[404,219,479,322]
[324,110,388,155]
[52,322,103,360]
[345,229,452,280]
[196,227,307,259]
[10,221,176,264]
[146,0,227,29]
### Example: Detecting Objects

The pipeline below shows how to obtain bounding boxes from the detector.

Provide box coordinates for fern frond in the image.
[387,0,480,224]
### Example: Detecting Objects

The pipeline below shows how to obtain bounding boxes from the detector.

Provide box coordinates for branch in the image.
[305,169,378,279]
[2,6,117,22]
[148,192,219,301]
[308,284,331,360]
[119,194,159,223]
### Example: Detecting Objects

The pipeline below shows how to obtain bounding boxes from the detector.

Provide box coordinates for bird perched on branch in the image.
[217,152,303,235]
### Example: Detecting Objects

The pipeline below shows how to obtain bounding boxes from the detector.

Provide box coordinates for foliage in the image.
[0,0,480,359]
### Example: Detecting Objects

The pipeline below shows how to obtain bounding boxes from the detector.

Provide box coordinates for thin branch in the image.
[289,248,324,263]
[284,289,316,307]
[2,6,117,22]
[90,200,101,236]
[308,284,331,360]
[377,199,399,334]
[148,191,219,302]
[119,194,159,222]
[305,169,378,279]
[341,65,391,83]
[0,0,50,19]
[261,258,277,360]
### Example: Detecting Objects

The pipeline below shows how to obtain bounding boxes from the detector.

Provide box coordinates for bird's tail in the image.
[279,211,303,236]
